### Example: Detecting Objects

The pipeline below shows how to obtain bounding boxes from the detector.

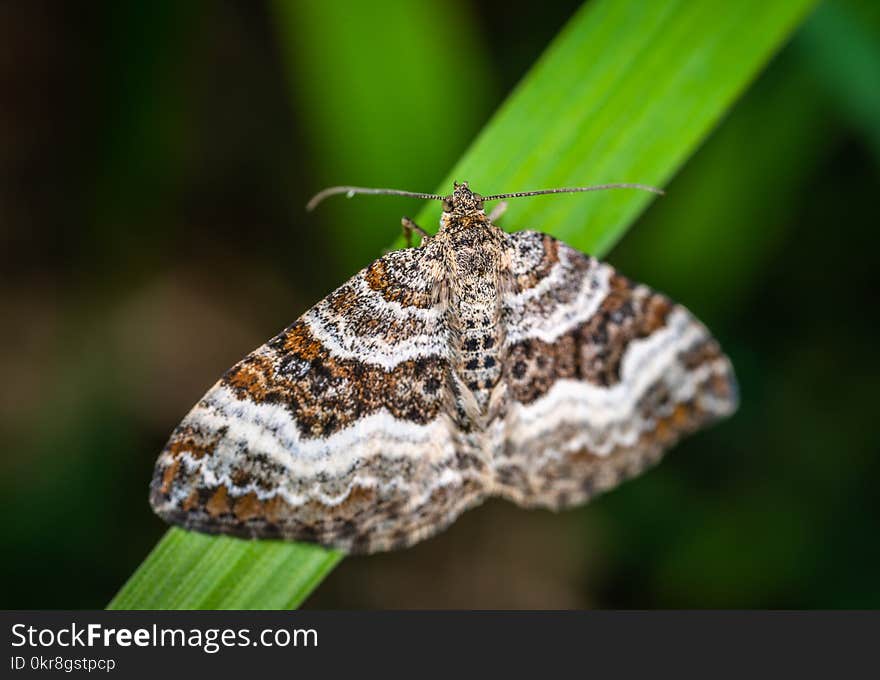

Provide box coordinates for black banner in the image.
[3,611,876,677]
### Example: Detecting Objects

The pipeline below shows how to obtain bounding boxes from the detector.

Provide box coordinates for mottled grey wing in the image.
[493,230,738,509]
[150,245,488,554]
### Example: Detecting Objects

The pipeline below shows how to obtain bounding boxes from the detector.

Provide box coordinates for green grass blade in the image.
[408,0,818,258]
[108,529,342,610]
[108,0,816,610]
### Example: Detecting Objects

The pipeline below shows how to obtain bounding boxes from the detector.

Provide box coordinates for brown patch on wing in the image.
[291,485,379,527]
[507,273,674,404]
[262,496,289,524]
[220,321,447,438]
[206,486,230,517]
[162,424,224,461]
[364,258,434,309]
[677,336,736,404]
[233,492,264,521]
[711,372,735,401]
[280,320,324,359]
[679,335,723,370]
[578,274,673,387]
[182,489,199,512]
[223,353,277,402]
[506,333,579,404]
[160,458,181,494]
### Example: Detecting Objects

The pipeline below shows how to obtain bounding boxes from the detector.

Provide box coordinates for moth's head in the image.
[442,181,485,220]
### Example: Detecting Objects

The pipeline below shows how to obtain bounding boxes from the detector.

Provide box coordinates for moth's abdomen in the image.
[454,299,504,407]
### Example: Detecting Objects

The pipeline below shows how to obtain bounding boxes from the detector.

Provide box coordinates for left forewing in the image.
[150,246,489,553]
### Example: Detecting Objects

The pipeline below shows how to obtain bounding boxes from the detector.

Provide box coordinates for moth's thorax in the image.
[439,210,488,230]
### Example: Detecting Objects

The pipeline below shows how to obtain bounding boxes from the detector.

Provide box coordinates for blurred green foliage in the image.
[1,0,878,609]
[272,0,494,271]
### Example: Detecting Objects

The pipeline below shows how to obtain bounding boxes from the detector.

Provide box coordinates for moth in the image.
[150,181,738,553]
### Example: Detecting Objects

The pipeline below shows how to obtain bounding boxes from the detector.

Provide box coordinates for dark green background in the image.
[2,0,878,608]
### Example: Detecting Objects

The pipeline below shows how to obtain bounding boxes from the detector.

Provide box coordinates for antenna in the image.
[306,182,664,211]
[480,183,664,201]
[306,186,445,211]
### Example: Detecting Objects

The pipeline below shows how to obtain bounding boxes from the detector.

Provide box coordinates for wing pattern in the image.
[493,231,737,509]
[150,246,489,553]
[151,225,737,553]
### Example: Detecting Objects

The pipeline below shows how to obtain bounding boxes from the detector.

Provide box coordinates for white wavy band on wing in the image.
[161,448,479,509]
[303,274,448,369]
[505,257,612,344]
[504,309,714,452]
[181,384,458,475]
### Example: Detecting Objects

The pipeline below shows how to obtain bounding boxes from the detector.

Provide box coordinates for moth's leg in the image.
[487,201,508,223]
[401,216,431,247]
